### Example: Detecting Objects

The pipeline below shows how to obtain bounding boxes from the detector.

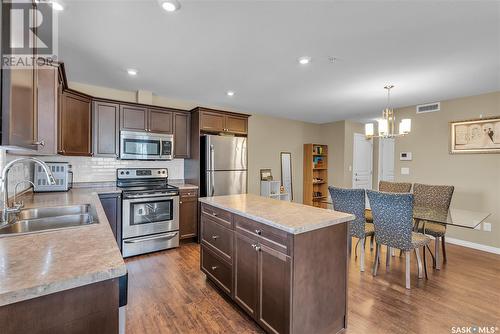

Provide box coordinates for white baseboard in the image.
[445,237,500,255]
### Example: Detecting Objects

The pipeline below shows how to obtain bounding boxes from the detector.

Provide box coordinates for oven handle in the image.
[124,232,178,244]
[124,193,178,199]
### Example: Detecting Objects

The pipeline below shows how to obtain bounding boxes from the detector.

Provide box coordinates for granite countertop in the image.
[199,194,354,234]
[168,180,199,190]
[0,186,126,307]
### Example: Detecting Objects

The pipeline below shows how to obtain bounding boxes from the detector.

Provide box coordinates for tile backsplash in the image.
[40,156,184,183]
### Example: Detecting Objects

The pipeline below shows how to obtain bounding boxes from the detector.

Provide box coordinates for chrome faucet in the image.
[1,158,56,225]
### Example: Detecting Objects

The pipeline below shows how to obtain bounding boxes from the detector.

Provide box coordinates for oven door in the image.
[120,131,162,160]
[122,195,179,239]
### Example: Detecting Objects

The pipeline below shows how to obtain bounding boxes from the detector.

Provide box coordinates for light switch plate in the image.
[400,152,412,161]
[401,167,410,175]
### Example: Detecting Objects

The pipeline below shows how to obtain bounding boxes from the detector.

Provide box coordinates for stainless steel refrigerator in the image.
[201,135,247,197]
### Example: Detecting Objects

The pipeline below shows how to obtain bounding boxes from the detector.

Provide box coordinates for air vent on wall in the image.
[416,102,440,114]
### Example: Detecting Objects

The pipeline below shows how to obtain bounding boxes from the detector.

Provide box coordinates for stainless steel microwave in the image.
[120,131,174,160]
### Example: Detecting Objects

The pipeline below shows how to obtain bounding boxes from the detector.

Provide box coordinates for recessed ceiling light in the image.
[226,91,235,97]
[127,69,138,76]
[161,0,180,12]
[51,1,64,11]
[298,56,311,65]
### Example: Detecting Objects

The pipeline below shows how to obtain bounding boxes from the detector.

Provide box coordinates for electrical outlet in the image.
[483,222,492,232]
[401,167,410,175]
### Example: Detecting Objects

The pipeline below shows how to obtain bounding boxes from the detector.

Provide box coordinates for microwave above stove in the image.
[120,130,173,160]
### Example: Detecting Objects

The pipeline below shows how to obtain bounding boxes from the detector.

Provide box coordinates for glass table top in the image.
[320,201,490,229]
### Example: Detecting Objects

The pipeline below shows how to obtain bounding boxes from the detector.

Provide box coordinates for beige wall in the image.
[247,115,322,203]
[393,91,500,248]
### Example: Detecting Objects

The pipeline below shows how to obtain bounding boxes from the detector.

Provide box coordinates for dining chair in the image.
[413,183,454,270]
[367,190,431,289]
[329,186,374,272]
[365,181,412,252]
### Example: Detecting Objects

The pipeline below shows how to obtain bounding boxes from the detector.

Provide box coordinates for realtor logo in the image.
[1,0,58,68]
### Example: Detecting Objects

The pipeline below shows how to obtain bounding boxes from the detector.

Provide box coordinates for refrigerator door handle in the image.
[210,144,215,196]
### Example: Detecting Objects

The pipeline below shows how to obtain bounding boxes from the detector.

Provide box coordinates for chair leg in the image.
[354,238,360,259]
[426,244,436,267]
[434,237,441,270]
[405,251,411,289]
[360,237,365,272]
[423,246,428,280]
[370,235,374,252]
[442,236,447,263]
[399,249,403,257]
[391,248,395,257]
[372,243,381,276]
[415,248,423,279]
[386,246,390,268]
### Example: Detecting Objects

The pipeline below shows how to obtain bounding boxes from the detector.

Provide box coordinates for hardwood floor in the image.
[125,240,500,334]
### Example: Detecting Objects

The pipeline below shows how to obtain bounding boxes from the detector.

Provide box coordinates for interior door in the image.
[352,133,373,190]
[378,138,395,183]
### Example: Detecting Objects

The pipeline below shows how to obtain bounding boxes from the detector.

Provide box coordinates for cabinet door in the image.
[225,115,248,134]
[234,231,259,317]
[200,111,225,132]
[59,92,92,156]
[258,244,291,334]
[36,67,58,154]
[179,194,198,239]
[99,194,122,251]
[149,109,173,133]
[120,105,147,131]
[173,112,190,158]
[93,101,120,157]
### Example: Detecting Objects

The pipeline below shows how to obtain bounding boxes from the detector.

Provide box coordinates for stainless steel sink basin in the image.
[0,204,98,236]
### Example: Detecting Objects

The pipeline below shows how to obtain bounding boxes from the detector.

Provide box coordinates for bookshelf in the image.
[260,181,291,202]
[303,144,328,208]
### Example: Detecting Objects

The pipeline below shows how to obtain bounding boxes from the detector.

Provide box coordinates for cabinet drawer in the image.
[180,189,198,199]
[201,204,232,228]
[234,215,291,255]
[201,245,232,295]
[202,215,233,261]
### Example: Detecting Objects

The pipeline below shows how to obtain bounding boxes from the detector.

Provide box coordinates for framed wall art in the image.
[450,116,500,154]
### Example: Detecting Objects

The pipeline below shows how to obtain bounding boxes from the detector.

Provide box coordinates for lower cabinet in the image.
[200,203,348,334]
[179,189,198,239]
[99,193,122,251]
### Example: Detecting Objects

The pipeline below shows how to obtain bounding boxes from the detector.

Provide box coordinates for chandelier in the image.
[365,85,411,138]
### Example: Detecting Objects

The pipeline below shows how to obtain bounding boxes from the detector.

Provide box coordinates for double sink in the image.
[0,204,98,236]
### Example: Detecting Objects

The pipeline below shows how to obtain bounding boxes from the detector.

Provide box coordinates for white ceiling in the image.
[58,0,500,123]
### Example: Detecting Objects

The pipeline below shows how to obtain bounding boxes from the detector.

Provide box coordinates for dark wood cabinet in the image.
[59,91,92,156]
[234,231,259,317]
[200,203,348,334]
[149,108,173,134]
[120,105,148,131]
[199,109,249,135]
[257,244,291,334]
[99,193,122,251]
[93,101,120,157]
[174,112,190,158]
[179,189,198,239]
[36,66,60,155]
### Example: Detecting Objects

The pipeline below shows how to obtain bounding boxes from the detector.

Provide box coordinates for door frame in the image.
[377,137,396,186]
[352,133,373,189]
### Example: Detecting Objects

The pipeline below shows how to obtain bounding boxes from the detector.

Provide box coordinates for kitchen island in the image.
[199,194,354,334]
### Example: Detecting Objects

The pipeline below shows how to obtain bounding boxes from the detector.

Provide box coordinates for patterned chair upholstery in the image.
[329,186,373,272]
[413,183,454,267]
[367,190,431,289]
[365,181,412,224]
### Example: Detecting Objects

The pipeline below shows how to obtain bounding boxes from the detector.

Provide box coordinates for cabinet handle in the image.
[179,201,183,204]
[255,245,261,252]
[212,212,218,217]
[212,235,219,240]
[33,140,45,147]
[255,229,262,235]
[211,266,218,271]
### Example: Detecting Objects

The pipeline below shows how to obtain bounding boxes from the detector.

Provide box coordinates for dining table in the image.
[320,200,491,269]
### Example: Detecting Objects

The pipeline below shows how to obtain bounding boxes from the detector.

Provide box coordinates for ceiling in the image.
[58,1,500,123]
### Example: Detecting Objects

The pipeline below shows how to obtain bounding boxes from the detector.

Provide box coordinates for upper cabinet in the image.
[174,112,190,158]
[120,105,148,131]
[93,101,120,158]
[121,106,174,134]
[59,91,92,156]
[199,109,249,135]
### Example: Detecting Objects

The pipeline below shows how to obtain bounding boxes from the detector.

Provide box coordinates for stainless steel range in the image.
[117,168,179,258]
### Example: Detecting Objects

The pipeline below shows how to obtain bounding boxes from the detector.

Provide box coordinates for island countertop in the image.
[199,194,354,234]
[0,186,126,307]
